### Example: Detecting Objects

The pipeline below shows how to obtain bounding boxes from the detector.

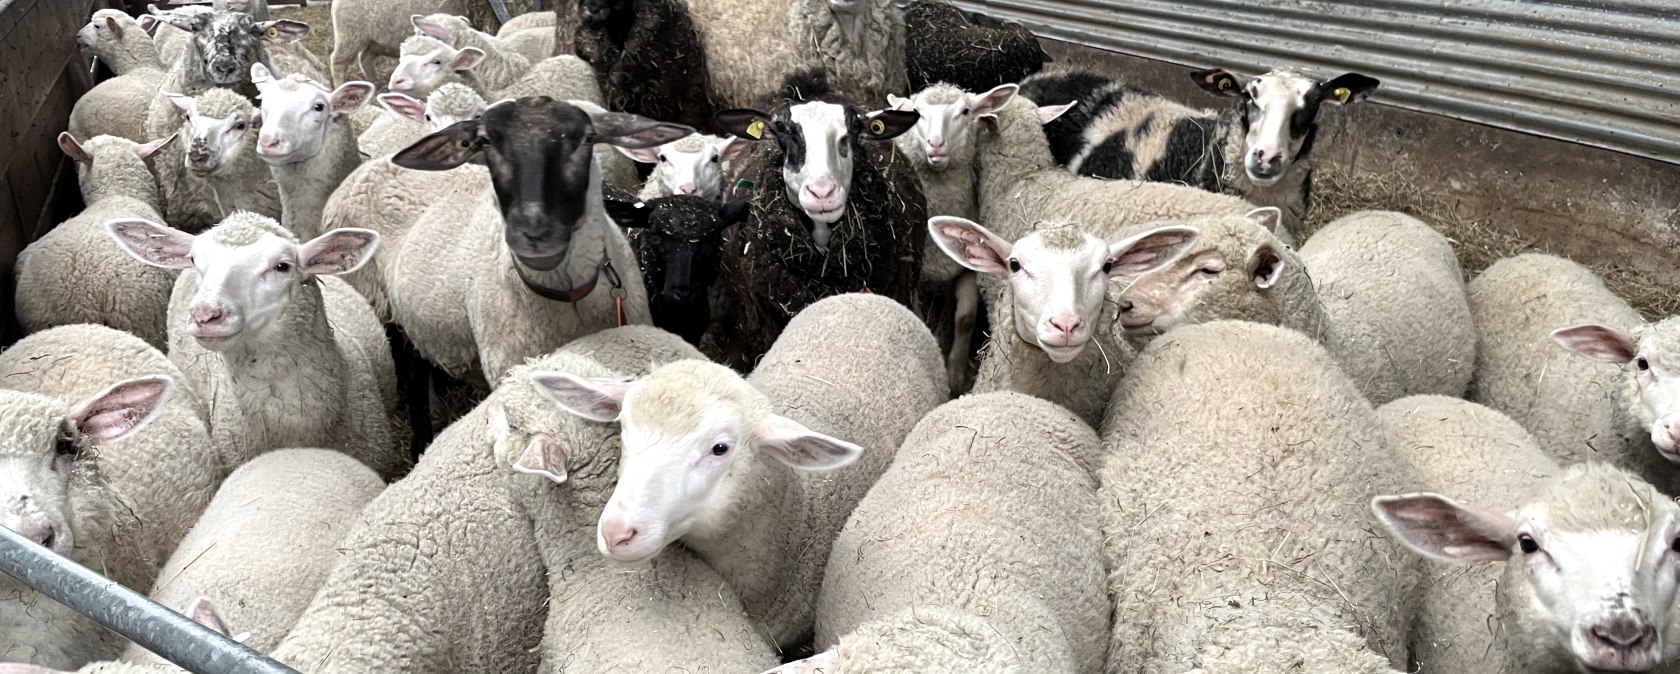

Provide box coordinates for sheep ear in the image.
[169,92,197,113]
[392,119,482,171]
[512,433,568,484]
[927,216,1012,275]
[379,93,428,121]
[450,47,485,72]
[717,198,751,228]
[1192,68,1245,97]
[530,371,631,422]
[754,415,863,471]
[759,650,838,674]
[255,20,310,44]
[137,134,180,160]
[1247,242,1286,290]
[298,228,379,276]
[970,83,1019,116]
[411,15,451,40]
[1109,226,1200,278]
[68,376,174,443]
[329,81,376,117]
[57,133,92,163]
[715,109,774,141]
[149,6,202,32]
[1552,324,1638,364]
[715,135,749,160]
[138,15,161,32]
[1245,207,1284,236]
[1036,101,1076,124]
[104,15,125,38]
[612,144,663,164]
[184,597,231,636]
[589,112,694,150]
[250,62,274,86]
[1316,73,1380,106]
[603,198,652,229]
[1372,494,1516,564]
[886,93,911,111]
[106,218,196,269]
[862,110,918,141]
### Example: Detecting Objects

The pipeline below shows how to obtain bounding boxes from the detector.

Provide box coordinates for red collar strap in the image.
[515,256,630,327]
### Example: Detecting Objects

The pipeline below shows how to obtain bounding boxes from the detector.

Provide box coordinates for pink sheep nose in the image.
[390,77,411,90]
[804,179,837,200]
[258,134,282,152]
[190,304,226,327]
[677,182,697,195]
[1657,420,1680,451]
[928,135,945,150]
[1047,313,1083,338]
[601,520,638,552]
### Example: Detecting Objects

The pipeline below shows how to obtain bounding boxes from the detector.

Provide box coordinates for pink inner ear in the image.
[513,434,568,484]
[1553,325,1637,364]
[72,377,171,443]
[186,597,230,636]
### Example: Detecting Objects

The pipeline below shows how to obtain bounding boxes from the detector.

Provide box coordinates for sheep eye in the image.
[710,443,730,456]
[424,114,432,122]
[1637,357,1650,371]
[1008,259,1021,273]
[1518,534,1539,555]
[658,154,667,163]
[1198,267,1221,276]
[274,261,292,273]
[233,122,246,130]
[710,155,721,163]
[313,102,327,113]
[960,108,971,116]
[1101,261,1114,274]
[54,435,77,458]
[431,59,442,66]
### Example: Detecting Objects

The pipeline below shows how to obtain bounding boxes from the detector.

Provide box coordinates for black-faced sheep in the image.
[602,191,751,345]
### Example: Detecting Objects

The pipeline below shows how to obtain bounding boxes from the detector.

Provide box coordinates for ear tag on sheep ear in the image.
[733,178,756,196]
[455,139,471,150]
[1217,77,1234,92]
[746,120,765,140]
[266,26,278,39]
[869,118,886,135]
[1333,87,1352,104]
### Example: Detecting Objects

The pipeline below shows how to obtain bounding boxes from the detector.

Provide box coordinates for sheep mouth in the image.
[1243,162,1286,187]
[191,330,242,349]
[1038,342,1087,363]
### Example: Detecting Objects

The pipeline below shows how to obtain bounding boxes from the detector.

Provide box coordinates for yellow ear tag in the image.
[746,120,765,140]
[1333,87,1351,104]
[266,26,278,38]
[455,139,470,150]
[1218,78,1232,91]
[869,118,886,135]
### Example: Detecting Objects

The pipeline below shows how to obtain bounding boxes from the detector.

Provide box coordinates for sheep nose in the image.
[928,135,944,149]
[677,183,697,195]
[1590,616,1655,651]
[190,304,226,327]
[665,286,692,303]
[259,135,281,151]
[1047,314,1083,336]
[1657,420,1680,450]
[804,179,836,200]
[1117,298,1136,314]
[602,522,638,551]
[5,519,55,548]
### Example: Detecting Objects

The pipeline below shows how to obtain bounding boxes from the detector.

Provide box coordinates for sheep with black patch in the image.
[887,82,1017,393]
[794,392,1108,672]
[272,326,776,674]
[1018,67,1379,243]
[927,216,1199,427]
[538,293,947,649]
[71,10,168,144]
[1116,209,1474,406]
[141,7,307,144]
[570,0,714,132]
[1100,320,1419,673]
[972,95,1252,244]
[903,0,1048,93]
[1469,253,1680,495]
[155,88,282,232]
[710,73,927,369]
[16,134,179,349]
[106,213,403,480]
[603,191,751,345]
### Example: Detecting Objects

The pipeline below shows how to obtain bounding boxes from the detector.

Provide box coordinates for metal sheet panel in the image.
[947,0,1680,165]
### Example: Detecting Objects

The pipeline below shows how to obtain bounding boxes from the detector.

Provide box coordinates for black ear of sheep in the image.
[715,109,774,141]
[603,198,653,229]
[717,199,751,229]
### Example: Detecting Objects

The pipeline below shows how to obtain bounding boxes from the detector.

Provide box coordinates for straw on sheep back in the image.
[903,0,1049,94]
[573,0,714,132]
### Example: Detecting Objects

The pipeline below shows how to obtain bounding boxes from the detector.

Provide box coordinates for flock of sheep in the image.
[0,0,1675,672]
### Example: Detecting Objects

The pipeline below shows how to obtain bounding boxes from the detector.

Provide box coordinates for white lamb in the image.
[798,392,1109,672]
[16,134,178,349]
[413,13,553,78]
[1101,320,1419,673]
[355,84,486,158]
[615,133,747,201]
[156,89,282,231]
[71,10,168,144]
[1470,252,1680,494]
[886,83,1018,392]
[928,215,1198,427]
[539,293,946,646]
[106,213,404,480]
[249,63,374,239]
[1377,456,1680,673]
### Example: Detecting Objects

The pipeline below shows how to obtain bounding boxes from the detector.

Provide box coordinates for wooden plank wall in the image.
[0,0,101,345]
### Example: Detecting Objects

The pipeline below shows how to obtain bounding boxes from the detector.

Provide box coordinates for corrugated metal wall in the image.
[949,0,1680,166]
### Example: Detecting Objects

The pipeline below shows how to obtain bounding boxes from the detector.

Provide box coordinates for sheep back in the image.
[904,1,1048,93]
[573,0,713,132]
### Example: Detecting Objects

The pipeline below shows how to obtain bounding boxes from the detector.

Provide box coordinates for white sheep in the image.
[687,0,800,107]
[16,134,178,349]
[414,13,552,77]
[274,326,774,674]
[1101,320,1419,673]
[766,608,1028,674]
[70,10,168,144]
[386,34,485,98]
[974,95,1253,243]
[538,293,946,647]
[141,8,306,144]
[1117,209,1474,405]
[1376,458,1680,674]
[106,213,403,480]
[381,98,669,384]
[155,89,282,231]
[1467,253,1679,493]
[354,85,485,158]
[691,0,905,107]
[499,10,556,35]
[887,82,1018,392]
[0,598,235,674]
[615,133,747,201]
[1369,395,1560,673]
[801,392,1109,672]
[386,35,606,128]
[927,215,1199,427]
[249,64,374,239]
[120,449,383,664]
[326,0,488,84]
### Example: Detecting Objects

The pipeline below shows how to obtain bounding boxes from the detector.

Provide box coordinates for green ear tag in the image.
[1333,87,1352,104]
[266,26,279,38]
[869,118,886,135]
[733,178,756,196]
[746,120,765,139]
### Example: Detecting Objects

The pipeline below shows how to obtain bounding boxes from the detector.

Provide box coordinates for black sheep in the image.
[904,0,1050,94]
[573,0,715,133]
[605,191,750,345]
